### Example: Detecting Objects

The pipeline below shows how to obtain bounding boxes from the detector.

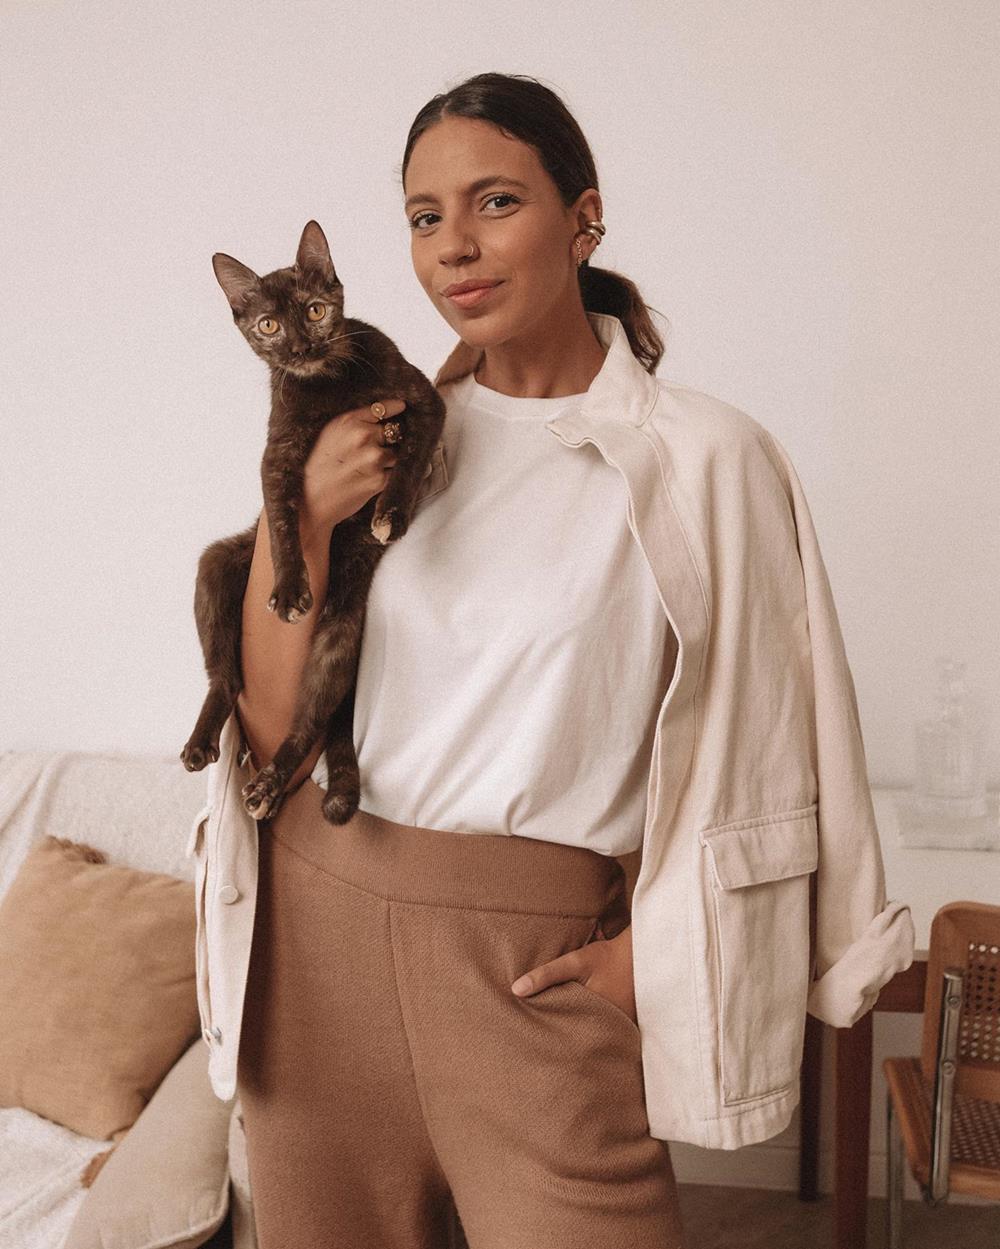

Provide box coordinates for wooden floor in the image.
[677,1184,999,1248]
[204,1183,999,1247]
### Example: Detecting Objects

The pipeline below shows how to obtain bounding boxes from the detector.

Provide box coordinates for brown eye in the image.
[257,317,279,335]
[306,302,327,322]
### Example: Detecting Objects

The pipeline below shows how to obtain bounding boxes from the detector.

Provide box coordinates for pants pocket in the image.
[699,804,818,1104]
[562,977,641,1036]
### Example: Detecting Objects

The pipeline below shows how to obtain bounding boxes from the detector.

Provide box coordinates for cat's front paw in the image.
[241,763,286,821]
[267,575,313,623]
[180,741,220,772]
[371,507,408,545]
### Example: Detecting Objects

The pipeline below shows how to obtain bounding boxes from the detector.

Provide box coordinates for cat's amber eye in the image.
[306,302,327,322]
[257,317,279,335]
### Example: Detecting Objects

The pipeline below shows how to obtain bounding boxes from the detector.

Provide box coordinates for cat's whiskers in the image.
[268,328,384,389]
[275,363,297,405]
[327,330,378,353]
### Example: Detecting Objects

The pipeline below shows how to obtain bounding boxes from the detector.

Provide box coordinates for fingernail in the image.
[511,976,531,995]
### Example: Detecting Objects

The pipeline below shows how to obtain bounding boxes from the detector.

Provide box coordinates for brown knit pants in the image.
[236,777,686,1249]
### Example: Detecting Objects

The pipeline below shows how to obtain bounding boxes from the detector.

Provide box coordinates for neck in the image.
[473,302,607,398]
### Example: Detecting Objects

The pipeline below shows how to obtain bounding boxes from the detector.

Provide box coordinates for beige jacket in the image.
[186,310,915,1150]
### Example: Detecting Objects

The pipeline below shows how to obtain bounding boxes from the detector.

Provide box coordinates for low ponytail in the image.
[578,262,665,374]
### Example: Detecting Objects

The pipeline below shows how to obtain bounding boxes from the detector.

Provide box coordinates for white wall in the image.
[2,0,998,788]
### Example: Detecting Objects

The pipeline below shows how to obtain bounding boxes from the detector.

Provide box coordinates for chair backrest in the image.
[921,900,1000,1102]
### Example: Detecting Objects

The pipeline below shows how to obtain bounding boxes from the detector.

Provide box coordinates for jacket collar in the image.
[575,311,660,429]
[433,311,660,431]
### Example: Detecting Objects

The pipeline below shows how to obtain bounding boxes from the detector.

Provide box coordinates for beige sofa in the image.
[0,745,256,1249]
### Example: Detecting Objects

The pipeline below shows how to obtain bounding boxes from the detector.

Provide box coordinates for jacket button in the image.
[218,884,240,904]
[202,1027,213,1043]
[211,1026,222,1041]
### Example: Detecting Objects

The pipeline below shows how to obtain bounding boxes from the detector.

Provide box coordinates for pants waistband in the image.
[264,778,628,923]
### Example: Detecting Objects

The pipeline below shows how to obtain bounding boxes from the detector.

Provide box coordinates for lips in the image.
[441,278,502,296]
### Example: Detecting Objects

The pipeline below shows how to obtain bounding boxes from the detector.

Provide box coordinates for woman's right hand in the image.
[300,398,406,538]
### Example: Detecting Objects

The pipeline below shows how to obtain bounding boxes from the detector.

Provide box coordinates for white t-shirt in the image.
[310,370,675,856]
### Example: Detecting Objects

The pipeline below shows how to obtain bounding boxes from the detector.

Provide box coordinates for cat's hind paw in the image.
[321,790,359,825]
[241,765,286,821]
[180,742,220,772]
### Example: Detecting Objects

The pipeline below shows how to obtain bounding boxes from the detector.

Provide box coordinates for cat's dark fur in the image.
[180,220,446,825]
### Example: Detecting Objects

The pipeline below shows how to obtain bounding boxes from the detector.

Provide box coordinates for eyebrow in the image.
[404,175,531,212]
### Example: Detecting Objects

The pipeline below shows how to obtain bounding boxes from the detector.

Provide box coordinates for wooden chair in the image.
[883,901,1000,1247]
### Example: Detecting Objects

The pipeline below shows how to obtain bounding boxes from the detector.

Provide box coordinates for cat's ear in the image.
[296,220,339,285]
[212,253,261,314]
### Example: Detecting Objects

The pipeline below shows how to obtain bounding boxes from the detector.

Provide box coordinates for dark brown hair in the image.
[399,72,667,374]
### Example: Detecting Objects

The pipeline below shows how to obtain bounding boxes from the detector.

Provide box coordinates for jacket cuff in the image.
[806,899,916,1027]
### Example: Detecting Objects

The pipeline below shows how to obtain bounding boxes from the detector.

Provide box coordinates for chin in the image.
[446,311,514,350]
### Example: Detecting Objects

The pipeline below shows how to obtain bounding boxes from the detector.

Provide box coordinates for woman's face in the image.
[403,115,600,351]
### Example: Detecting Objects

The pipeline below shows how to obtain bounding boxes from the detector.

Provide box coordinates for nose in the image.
[434,220,479,267]
[288,339,310,358]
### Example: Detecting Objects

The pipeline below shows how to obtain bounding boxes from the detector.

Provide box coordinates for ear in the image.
[571,187,603,234]
[296,220,338,284]
[212,253,260,313]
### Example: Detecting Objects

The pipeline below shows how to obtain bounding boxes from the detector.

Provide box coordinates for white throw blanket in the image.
[0,1108,110,1249]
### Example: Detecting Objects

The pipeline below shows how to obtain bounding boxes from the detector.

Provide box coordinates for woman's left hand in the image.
[510,924,637,1024]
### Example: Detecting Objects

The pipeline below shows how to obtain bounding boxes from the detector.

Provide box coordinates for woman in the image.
[200,70,913,1249]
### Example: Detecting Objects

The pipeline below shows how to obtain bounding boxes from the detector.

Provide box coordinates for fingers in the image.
[365,397,406,423]
[511,951,589,997]
[364,399,405,464]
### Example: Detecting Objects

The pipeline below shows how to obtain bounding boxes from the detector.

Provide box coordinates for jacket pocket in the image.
[698,804,818,1104]
[189,807,213,1040]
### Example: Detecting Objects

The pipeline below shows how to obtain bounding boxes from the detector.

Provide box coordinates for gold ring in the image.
[371,401,387,419]
[382,420,402,445]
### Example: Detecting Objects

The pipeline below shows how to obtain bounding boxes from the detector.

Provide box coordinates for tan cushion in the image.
[0,835,200,1139]
[63,1036,232,1249]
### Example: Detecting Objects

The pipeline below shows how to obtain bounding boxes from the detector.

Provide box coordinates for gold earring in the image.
[575,219,606,268]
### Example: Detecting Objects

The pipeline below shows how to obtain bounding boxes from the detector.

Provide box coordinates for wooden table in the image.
[797,787,1000,1248]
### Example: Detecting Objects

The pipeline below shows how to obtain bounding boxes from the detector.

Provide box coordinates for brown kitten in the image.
[180,219,446,826]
